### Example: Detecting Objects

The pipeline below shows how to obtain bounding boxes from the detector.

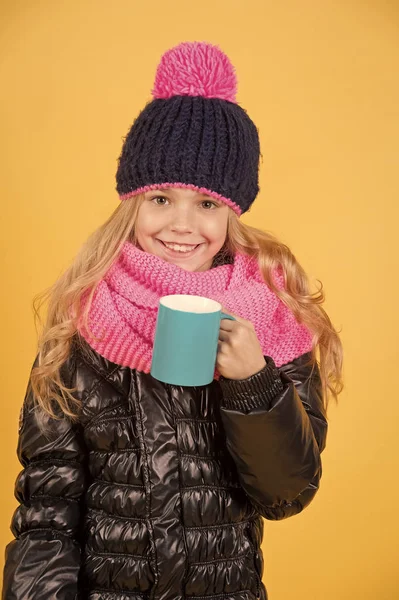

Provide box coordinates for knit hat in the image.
[115,41,261,216]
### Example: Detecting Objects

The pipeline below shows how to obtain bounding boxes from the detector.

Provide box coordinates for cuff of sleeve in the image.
[218,356,284,412]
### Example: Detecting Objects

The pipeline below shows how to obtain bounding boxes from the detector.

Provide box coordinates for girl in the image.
[2,42,343,600]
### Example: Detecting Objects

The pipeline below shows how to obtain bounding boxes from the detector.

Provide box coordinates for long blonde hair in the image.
[30,194,343,420]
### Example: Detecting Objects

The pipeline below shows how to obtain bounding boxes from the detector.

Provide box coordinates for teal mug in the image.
[151,294,236,386]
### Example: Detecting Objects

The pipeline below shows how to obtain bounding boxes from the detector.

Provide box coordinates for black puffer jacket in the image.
[3,337,328,600]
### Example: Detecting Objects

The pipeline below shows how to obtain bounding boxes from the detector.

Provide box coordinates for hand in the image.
[217,308,266,380]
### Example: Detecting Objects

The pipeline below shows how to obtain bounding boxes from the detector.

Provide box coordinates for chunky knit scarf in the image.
[77,242,313,377]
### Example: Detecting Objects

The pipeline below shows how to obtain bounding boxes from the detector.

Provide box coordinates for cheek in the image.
[204,216,228,242]
[136,211,157,236]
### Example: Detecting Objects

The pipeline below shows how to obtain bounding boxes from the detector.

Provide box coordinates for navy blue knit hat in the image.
[116,41,261,216]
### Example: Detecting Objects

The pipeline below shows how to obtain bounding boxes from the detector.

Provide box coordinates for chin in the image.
[170,259,212,272]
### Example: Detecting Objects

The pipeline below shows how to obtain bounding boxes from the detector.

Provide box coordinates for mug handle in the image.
[220,312,236,321]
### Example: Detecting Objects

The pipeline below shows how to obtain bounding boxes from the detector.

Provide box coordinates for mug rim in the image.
[160,294,222,314]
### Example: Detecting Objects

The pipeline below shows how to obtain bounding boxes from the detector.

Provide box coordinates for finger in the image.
[219,319,236,332]
[218,330,230,342]
[217,340,228,353]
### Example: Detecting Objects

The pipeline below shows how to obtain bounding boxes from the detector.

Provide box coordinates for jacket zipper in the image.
[245,523,262,599]
[130,372,160,598]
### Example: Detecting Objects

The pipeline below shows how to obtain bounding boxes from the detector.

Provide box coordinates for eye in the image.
[149,196,218,209]
[201,200,218,209]
[150,195,169,205]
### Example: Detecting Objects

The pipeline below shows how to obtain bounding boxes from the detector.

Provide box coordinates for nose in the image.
[169,206,195,234]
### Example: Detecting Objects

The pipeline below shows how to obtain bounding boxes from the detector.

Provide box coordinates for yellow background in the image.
[1,1,398,598]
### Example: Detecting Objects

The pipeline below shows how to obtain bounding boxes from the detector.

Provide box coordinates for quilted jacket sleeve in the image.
[2,351,87,600]
[218,351,328,520]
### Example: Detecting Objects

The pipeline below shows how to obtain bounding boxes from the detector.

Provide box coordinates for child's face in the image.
[135,187,230,272]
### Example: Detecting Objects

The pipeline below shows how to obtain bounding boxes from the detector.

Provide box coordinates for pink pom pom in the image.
[152,41,237,103]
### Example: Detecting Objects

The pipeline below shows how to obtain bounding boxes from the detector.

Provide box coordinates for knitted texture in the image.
[115,42,260,215]
[77,242,313,377]
[152,41,237,102]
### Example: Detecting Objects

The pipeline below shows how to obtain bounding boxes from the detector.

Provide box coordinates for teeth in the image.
[163,242,198,253]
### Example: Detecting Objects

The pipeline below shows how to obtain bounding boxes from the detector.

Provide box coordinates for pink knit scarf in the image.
[77,241,313,377]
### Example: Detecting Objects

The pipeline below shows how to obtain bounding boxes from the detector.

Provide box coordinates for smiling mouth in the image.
[157,239,203,255]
